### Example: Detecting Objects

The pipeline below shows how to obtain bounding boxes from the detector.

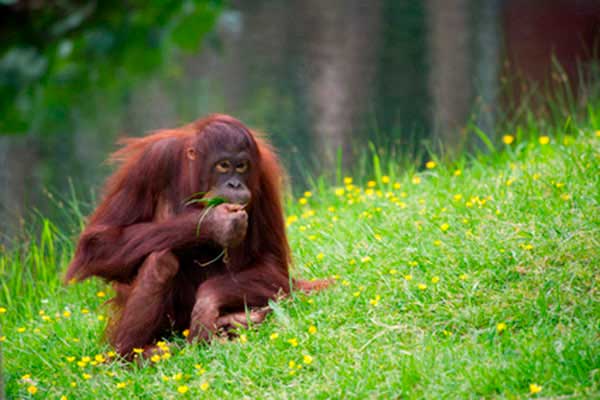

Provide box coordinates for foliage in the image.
[1,114,599,398]
[0,0,221,134]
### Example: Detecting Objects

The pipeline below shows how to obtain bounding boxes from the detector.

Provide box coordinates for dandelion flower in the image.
[529,383,542,394]
[343,177,353,185]
[426,161,436,169]
[459,273,468,281]
[367,180,376,188]
[151,354,161,363]
[404,274,413,281]
[539,136,550,145]
[82,373,91,380]
[200,382,209,391]
[431,276,440,284]
[96,291,106,298]
[177,385,189,394]
[502,135,514,144]
[239,334,247,344]
[270,333,279,340]
[63,310,71,318]
[418,283,427,290]
[334,188,345,196]
[303,354,313,365]
[412,176,421,185]
[182,329,190,338]
[116,382,127,389]
[454,169,462,176]
[17,327,26,333]
[382,176,390,183]
[440,223,450,232]
[299,197,307,205]
[133,348,144,354]
[27,385,38,395]
[304,191,312,198]
[496,322,507,333]
[308,325,317,334]
[0,307,6,314]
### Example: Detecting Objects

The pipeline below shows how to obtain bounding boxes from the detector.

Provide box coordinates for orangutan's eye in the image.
[215,160,231,173]
[235,161,248,173]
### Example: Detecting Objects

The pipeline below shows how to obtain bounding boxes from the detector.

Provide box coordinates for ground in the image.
[1,130,599,399]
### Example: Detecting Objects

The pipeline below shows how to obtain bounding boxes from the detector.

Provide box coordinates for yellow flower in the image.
[361,256,372,263]
[374,234,382,241]
[299,197,308,205]
[502,135,514,144]
[94,354,106,363]
[116,382,127,389]
[81,308,89,314]
[529,383,542,394]
[239,334,247,343]
[60,396,67,400]
[442,330,453,337]
[308,325,317,334]
[412,176,421,185]
[389,268,397,275]
[433,240,442,246]
[560,193,571,201]
[539,136,550,145]
[417,283,427,290]
[496,322,507,333]
[431,276,440,284]
[404,274,413,281]
[182,329,190,338]
[334,188,345,196]
[177,385,189,394]
[0,336,5,342]
[304,191,312,198]
[426,161,436,169]
[316,253,324,261]
[380,176,390,184]
[200,382,210,391]
[453,169,462,176]
[270,333,279,340]
[151,354,161,363]
[27,385,38,395]
[287,338,298,347]
[440,223,450,232]
[303,354,313,365]
[82,373,92,380]
[96,291,106,298]
[17,327,26,333]
[459,273,468,281]
[0,307,6,314]
[369,295,381,306]
[62,310,71,318]
[367,180,376,188]
[343,177,353,185]
[353,290,361,297]
[133,348,144,354]
[162,352,171,360]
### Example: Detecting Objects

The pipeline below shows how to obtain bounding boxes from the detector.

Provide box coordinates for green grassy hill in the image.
[1,128,599,399]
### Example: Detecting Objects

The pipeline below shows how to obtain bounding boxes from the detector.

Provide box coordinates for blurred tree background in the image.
[1,0,599,240]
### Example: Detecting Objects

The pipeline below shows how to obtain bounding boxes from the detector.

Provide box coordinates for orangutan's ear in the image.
[186,147,197,161]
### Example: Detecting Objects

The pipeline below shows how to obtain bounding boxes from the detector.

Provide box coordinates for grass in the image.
[1,123,600,399]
